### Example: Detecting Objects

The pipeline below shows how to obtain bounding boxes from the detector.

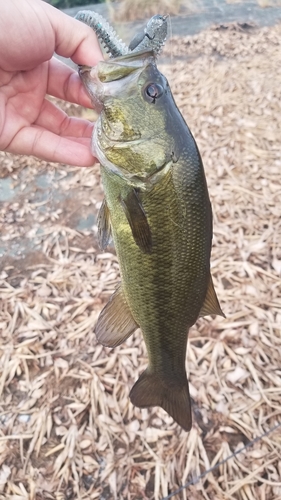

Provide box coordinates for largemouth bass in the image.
[78,15,224,431]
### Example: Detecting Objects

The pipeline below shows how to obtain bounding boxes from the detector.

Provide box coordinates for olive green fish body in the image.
[100,133,211,430]
[80,50,223,431]
[102,141,211,359]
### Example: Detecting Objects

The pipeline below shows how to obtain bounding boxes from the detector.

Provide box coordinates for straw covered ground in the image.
[0,20,281,500]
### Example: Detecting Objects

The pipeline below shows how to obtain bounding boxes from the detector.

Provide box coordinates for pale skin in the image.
[0,0,103,166]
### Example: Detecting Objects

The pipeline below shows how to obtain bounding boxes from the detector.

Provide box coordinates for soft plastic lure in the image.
[75,10,168,57]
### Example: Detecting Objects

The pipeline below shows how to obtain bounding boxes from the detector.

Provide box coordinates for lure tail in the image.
[75,10,129,57]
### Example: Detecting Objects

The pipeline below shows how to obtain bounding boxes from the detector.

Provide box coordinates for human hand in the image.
[0,0,103,166]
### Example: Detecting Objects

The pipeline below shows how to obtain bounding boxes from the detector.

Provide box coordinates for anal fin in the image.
[199,274,225,318]
[120,189,152,254]
[97,198,111,250]
[129,369,192,431]
[95,284,138,347]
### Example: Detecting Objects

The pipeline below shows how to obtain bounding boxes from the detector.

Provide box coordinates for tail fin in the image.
[129,369,192,431]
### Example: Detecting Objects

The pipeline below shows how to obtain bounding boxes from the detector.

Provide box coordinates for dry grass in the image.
[1,21,281,500]
[109,0,196,22]
[110,0,281,23]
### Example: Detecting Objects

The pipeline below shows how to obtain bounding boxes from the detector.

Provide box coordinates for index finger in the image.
[43,1,104,66]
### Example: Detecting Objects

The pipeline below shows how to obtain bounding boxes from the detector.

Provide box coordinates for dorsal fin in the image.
[199,274,225,318]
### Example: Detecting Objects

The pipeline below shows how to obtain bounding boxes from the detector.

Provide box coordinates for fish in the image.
[77,14,224,431]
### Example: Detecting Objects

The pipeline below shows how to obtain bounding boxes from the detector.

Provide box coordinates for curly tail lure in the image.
[75,10,168,57]
[75,10,129,57]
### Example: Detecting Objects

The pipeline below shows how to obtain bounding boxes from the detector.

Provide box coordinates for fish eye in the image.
[144,83,164,103]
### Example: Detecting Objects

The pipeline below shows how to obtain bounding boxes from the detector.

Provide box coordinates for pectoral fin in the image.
[199,274,225,318]
[97,198,111,250]
[95,284,139,347]
[121,189,152,254]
